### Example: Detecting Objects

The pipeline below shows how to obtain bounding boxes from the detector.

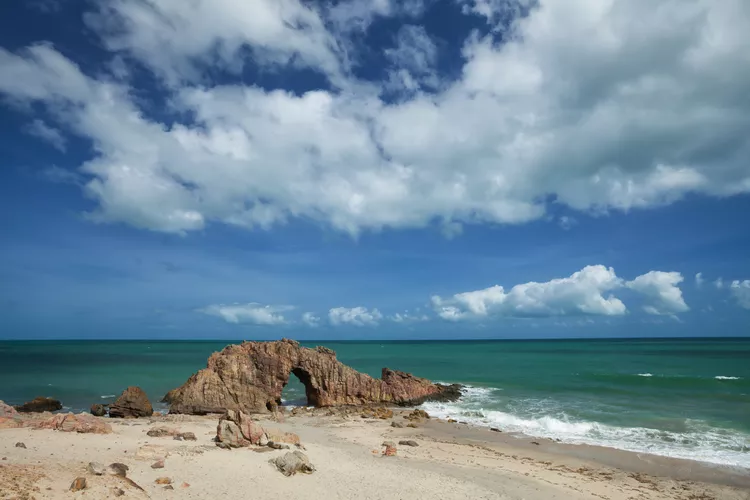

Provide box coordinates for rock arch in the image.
[164,339,460,414]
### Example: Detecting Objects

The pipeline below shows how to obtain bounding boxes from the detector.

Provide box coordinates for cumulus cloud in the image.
[200,302,291,325]
[730,280,750,309]
[432,265,627,320]
[302,312,321,327]
[329,306,383,326]
[384,25,439,94]
[625,271,689,315]
[1,1,750,236]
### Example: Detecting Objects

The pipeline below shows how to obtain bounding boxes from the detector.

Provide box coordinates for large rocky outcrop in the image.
[164,339,460,414]
[14,397,62,413]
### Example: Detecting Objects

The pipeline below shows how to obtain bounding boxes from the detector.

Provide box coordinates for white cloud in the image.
[1,1,750,236]
[389,311,430,323]
[24,119,66,151]
[625,271,689,316]
[329,306,383,326]
[695,272,704,287]
[302,312,320,327]
[384,25,439,93]
[729,280,750,309]
[200,302,291,325]
[432,265,627,320]
[715,278,724,289]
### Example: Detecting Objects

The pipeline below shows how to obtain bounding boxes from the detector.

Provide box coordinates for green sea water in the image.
[0,338,748,467]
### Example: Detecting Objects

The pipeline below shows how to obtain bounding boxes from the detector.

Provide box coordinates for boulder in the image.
[90,404,108,417]
[14,397,62,413]
[106,463,129,477]
[109,387,153,418]
[164,339,461,414]
[270,451,315,476]
[34,413,112,434]
[216,419,249,448]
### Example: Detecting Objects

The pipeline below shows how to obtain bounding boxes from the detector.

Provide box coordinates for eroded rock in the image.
[164,339,460,414]
[14,397,62,413]
[109,387,153,418]
[270,451,315,476]
[399,440,419,447]
[34,413,112,434]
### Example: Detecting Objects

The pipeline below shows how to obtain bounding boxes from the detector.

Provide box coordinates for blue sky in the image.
[1,0,749,340]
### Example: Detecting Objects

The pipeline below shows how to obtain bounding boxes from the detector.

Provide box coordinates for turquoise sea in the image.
[0,338,748,468]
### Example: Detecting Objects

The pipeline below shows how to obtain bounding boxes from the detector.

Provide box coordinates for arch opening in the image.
[278,367,321,407]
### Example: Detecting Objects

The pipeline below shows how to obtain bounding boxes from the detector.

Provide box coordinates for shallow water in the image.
[0,338,748,467]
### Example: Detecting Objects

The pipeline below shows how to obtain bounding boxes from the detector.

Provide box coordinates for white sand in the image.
[1,410,747,500]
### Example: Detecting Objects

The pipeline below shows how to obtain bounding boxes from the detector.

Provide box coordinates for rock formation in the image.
[33,413,113,434]
[109,386,153,418]
[14,397,62,413]
[90,403,108,417]
[164,339,461,414]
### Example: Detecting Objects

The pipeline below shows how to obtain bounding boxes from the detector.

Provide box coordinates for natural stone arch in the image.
[164,339,460,414]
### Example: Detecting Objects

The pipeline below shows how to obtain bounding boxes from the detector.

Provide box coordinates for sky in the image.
[0,0,749,340]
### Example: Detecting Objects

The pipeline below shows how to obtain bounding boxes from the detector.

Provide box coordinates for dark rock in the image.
[490,427,502,432]
[164,339,460,414]
[176,432,196,441]
[270,451,315,476]
[267,441,289,450]
[164,485,174,490]
[399,440,419,447]
[70,477,86,491]
[112,488,125,497]
[14,397,62,413]
[90,404,108,417]
[107,463,129,477]
[390,421,404,428]
[14,442,26,449]
[109,387,153,418]
[531,441,540,446]
[151,459,165,469]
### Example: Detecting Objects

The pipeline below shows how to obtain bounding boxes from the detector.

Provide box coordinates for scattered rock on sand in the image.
[382,440,396,447]
[70,477,87,491]
[270,451,315,476]
[531,441,540,446]
[14,397,62,413]
[390,421,404,428]
[406,423,419,428]
[87,462,106,475]
[107,463,129,477]
[109,386,153,418]
[268,441,289,450]
[34,413,112,434]
[265,428,300,446]
[399,440,419,447]
[14,442,26,449]
[151,459,165,469]
[147,426,179,437]
[112,488,125,497]
[490,427,501,432]
[181,482,190,488]
[216,419,250,449]
[90,403,108,417]
[361,407,394,419]
[164,485,174,490]
[383,445,397,457]
[404,409,430,421]
[155,477,172,485]
[176,431,196,441]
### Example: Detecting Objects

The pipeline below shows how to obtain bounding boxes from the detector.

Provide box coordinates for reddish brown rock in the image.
[164,339,461,414]
[33,413,112,434]
[70,477,87,491]
[0,400,23,429]
[109,387,153,418]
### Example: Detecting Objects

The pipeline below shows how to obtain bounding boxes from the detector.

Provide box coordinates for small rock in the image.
[447,418,457,423]
[406,423,419,428]
[70,477,87,492]
[383,445,397,456]
[270,451,315,476]
[87,462,106,475]
[531,441,540,446]
[398,440,419,447]
[267,441,289,450]
[147,426,178,437]
[382,440,396,447]
[112,488,125,497]
[14,442,26,449]
[490,427,502,432]
[177,432,196,441]
[181,482,190,488]
[164,485,174,490]
[403,409,430,421]
[155,477,172,485]
[151,459,165,469]
[390,421,404,428]
[90,404,108,417]
[107,463,129,477]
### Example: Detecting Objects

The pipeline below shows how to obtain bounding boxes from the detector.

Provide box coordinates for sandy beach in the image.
[1,408,748,500]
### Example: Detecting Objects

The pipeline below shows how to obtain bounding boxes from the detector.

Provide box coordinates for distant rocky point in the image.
[164,338,461,414]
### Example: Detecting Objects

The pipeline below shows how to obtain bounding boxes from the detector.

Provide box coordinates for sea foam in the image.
[715,376,741,380]
[421,384,750,468]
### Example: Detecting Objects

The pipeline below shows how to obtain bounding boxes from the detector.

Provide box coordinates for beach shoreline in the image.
[1,408,748,500]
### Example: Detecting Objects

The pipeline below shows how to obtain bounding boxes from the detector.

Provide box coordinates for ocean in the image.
[0,338,748,468]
